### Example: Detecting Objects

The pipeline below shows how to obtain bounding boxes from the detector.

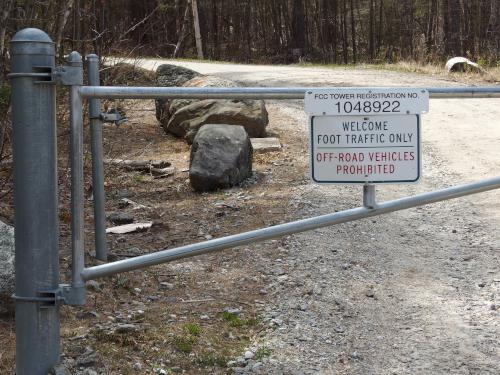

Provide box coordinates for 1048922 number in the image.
[335,100,401,114]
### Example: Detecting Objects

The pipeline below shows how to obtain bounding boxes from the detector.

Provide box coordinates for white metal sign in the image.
[305,88,429,115]
[310,115,421,183]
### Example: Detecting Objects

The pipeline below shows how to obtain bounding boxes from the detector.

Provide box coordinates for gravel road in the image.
[132,59,499,374]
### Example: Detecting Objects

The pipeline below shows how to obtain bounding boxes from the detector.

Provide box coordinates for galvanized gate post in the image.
[67,51,86,297]
[9,28,60,374]
[86,54,107,261]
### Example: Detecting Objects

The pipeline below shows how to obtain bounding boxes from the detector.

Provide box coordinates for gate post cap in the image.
[67,51,83,66]
[11,28,53,44]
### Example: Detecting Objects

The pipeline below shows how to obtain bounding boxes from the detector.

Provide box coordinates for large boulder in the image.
[158,75,269,142]
[189,124,253,192]
[155,64,202,124]
[0,220,15,297]
[166,99,268,143]
[168,75,238,116]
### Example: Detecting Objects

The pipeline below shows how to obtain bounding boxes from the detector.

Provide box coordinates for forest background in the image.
[1,0,500,172]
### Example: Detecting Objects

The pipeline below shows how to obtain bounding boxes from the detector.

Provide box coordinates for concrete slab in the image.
[250,137,282,153]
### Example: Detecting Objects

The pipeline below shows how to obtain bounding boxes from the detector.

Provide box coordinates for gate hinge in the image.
[12,284,86,308]
[52,65,83,86]
[98,109,128,126]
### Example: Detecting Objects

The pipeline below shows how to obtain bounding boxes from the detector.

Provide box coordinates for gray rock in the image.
[115,323,138,333]
[170,367,182,373]
[0,220,15,296]
[159,281,174,290]
[233,368,247,375]
[133,362,142,371]
[86,280,101,292]
[49,364,71,375]
[107,212,134,225]
[167,75,238,119]
[76,352,96,368]
[252,362,263,371]
[189,125,253,192]
[166,99,268,143]
[244,350,255,360]
[224,307,242,315]
[234,357,247,367]
[155,64,202,123]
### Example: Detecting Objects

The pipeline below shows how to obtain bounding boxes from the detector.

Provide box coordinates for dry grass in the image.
[297,60,500,84]
[376,61,500,84]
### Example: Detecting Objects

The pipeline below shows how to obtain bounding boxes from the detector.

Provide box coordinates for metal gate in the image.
[8,28,500,374]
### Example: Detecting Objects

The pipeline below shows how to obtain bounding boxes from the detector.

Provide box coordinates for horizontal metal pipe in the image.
[81,176,500,281]
[78,86,500,100]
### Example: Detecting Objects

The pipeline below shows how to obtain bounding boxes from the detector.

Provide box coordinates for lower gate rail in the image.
[8,28,500,374]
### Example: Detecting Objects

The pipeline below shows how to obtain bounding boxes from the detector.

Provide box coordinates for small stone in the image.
[244,350,255,360]
[108,212,134,225]
[200,314,210,320]
[335,325,346,333]
[86,280,101,291]
[299,303,308,311]
[452,229,457,233]
[234,357,246,366]
[478,282,486,288]
[159,282,175,290]
[115,323,138,333]
[252,361,263,371]
[49,365,71,375]
[227,360,238,367]
[273,268,286,276]
[350,351,362,360]
[170,367,182,373]
[365,289,375,298]
[224,307,242,315]
[116,236,127,243]
[133,362,142,371]
[490,304,497,311]
[76,352,96,368]
[116,190,135,198]
[313,286,322,295]
[270,318,283,326]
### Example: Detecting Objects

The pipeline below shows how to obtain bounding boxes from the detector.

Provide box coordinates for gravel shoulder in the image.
[127,59,500,374]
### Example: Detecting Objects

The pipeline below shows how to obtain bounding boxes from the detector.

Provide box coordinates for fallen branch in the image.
[104,158,172,174]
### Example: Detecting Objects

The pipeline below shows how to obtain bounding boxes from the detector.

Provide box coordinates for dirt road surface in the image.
[127,59,499,374]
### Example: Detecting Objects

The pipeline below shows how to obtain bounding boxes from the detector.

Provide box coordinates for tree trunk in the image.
[191,0,204,59]
[292,0,306,54]
[369,0,375,60]
[0,0,13,59]
[173,2,191,58]
[350,0,357,63]
[55,0,75,58]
